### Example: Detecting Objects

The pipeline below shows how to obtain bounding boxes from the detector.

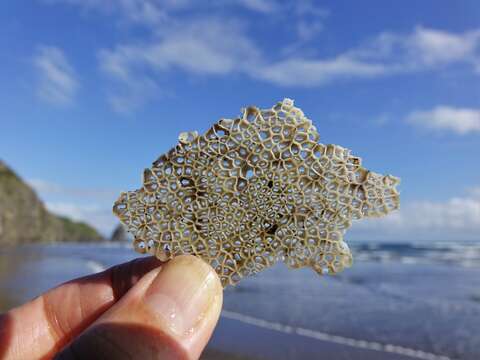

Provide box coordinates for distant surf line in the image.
[221,310,455,360]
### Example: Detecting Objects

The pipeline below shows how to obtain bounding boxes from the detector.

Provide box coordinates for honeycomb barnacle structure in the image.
[113,99,400,287]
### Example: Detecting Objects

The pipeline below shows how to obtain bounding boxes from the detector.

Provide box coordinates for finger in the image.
[0,256,162,360]
[56,255,223,360]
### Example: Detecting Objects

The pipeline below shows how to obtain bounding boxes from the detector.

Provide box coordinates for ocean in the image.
[1,241,479,360]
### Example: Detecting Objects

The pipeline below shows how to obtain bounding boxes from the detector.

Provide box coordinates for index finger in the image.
[0,256,162,360]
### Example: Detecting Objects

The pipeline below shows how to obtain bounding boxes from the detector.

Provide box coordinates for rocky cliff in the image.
[0,160,103,244]
[110,224,132,242]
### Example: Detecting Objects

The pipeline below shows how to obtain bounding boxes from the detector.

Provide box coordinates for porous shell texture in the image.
[113,99,400,287]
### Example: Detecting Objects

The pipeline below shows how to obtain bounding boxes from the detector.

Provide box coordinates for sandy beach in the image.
[1,242,479,360]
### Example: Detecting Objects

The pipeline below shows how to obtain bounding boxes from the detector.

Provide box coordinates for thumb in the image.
[55,255,223,360]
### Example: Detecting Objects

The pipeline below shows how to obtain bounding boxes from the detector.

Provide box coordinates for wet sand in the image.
[201,348,264,360]
[207,316,432,360]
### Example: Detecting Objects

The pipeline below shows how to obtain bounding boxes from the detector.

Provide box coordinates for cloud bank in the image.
[406,106,480,134]
[351,187,480,242]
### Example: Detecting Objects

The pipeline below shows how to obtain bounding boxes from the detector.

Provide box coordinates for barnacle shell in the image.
[113,99,400,287]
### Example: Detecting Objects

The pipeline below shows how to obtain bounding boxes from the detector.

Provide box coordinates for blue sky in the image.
[1,0,479,241]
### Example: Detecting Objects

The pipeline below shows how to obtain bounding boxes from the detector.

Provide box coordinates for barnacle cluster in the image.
[113,99,400,287]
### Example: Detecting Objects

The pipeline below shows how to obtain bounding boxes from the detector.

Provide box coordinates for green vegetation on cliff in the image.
[0,160,103,244]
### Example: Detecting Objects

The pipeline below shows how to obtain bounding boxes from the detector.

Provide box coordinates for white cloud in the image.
[98,24,480,110]
[40,1,480,109]
[296,19,324,42]
[99,17,261,111]
[122,0,167,25]
[351,187,480,241]
[407,27,480,66]
[45,0,325,18]
[257,56,387,86]
[406,106,480,134]
[470,186,480,198]
[46,202,117,235]
[349,26,480,68]
[43,0,168,25]
[45,0,279,24]
[33,46,78,105]
[293,0,329,17]
[29,179,120,235]
[264,26,480,87]
[45,0,329,49]
[236,0,277,13]
[28,179,118,199]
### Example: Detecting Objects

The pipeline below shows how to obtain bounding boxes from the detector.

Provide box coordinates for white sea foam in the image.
[85,260,106,273]
[221,310,456,360]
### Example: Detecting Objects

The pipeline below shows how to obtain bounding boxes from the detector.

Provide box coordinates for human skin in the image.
[0,255,223,360]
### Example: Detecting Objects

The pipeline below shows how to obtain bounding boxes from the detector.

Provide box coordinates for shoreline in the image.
[1,243,479,360]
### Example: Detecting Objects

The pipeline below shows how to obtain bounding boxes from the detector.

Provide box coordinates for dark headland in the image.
[0,160,103,244]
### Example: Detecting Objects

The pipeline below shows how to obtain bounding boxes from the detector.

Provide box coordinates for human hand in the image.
[0,255,223,360]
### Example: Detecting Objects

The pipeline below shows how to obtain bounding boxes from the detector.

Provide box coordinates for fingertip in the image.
[65,255,223,360]
[140,255,223,358]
